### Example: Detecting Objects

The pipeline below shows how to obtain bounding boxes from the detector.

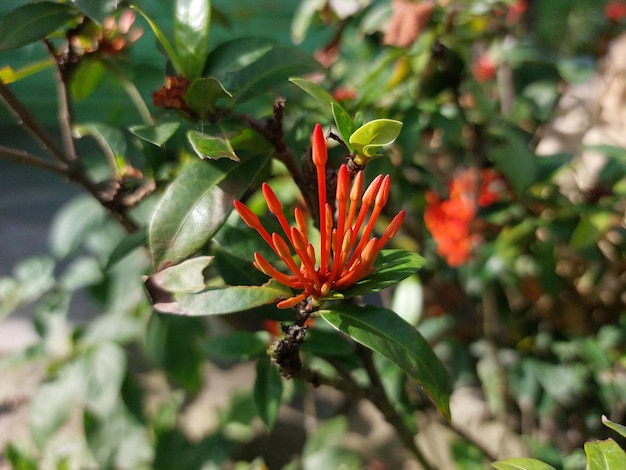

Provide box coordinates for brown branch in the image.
[0,145,68,176]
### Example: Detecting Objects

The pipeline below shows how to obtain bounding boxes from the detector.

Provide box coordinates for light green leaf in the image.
[0,2,78,51]
[82,342,127,418]
[254,358,283,429]
[186,77,232,117]
[340,249,426,299]
[349,119,403,161]
[174,0,211,79]
[289,77,336,109]
[320,304,451,421]
[491,458,557,470]
[0,59,55,84]
[148,150,269,270]
[70,57,107,101]
[129,122,180,147]
[331,102,357,149]
[187,130,239,161]
[148,279,293,316]
[585,439,626,470]
[602,416,626,439]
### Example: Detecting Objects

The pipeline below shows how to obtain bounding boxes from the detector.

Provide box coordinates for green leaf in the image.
[187,130,239,161]
[70,57,106,101]
[289,77,336,109]
[148,150,269,270]
[340,249,426,299]
[49,196,107,258]
[81,342,127,418]
[491,458,557,470]
[224,46,321,105]
[186,77,232,117]
[331,102,357,149]
[319,304,451,421]
[131,4,182,74]
[0,2,78,51]
[105,229,148,271]
[6,442,39,470]
[129,122,180,147]
[254,358,283,429]
[488,133,537,195]
[585,439,626,470]
[148,279,293,316]
[174,0,211,79]
[203,37,275,81]
[73,122,127,173]
[203,331,268,360]
[147,256,213,294]
[349,119,403,161]
[603,416,626,439]
[73,0,118,25]
[0,58,55,84]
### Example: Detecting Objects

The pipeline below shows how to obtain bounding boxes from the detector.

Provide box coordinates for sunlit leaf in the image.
[0,2,78,51]
[491,458,557,470]
[320,304,451,421]
[349,119,403,161]
[340,249,426,299]
[129,122,180,147]
[585,439,626,470]
[174,0,211,79]
[148,150,269,270]
[289,77,336,109]
[187,130,239,161]
[81,342,127,417]
[254,358,283,429]
[147,279,293,316]
[131,4,182,74]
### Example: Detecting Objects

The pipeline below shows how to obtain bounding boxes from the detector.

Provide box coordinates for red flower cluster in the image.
[152,75,192,113]
[425,168,505,267]
[234,124,406,308]
[606,1,626,22]
[472,54,497,83]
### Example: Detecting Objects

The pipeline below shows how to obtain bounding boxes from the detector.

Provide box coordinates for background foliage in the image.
[1,0,625,469]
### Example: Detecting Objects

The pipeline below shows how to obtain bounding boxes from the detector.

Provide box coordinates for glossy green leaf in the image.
[289,77,336,109]
[603,416,626,439]
[174,0,210,79]
[129,122,180,147]
[131,4,182,74]
[147,256,214,293]
[319,304,451,421]
[340,249,426,299]
[254,358,283,429]
[349,119,403,160]
[331,102,357,149]
[491,458,556,470]
[203,331,268,360]
[148,150,269,270]
[203,37,275,81]
[585,439,626,470]
[148,279,293,316]
[187,130,239,161]
[186,77,231,117]
[0,2,78,51]
[224,46,322,104]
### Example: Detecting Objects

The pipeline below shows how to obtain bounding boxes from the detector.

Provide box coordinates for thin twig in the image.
[0,81,66,161]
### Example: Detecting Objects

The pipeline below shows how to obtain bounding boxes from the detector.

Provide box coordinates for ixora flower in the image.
[234,124,406,309]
